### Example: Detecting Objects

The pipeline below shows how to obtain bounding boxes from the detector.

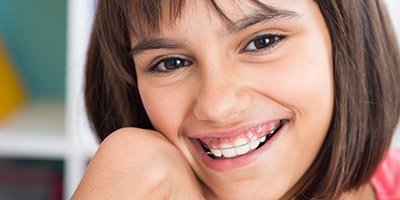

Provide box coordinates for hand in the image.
[72,128,205,199]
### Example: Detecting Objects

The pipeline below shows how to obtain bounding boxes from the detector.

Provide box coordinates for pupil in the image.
[255,36,273,49]
[166,58,182,69]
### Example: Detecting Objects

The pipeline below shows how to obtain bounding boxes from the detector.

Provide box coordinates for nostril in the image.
[193,100,241,123]
[193,88,251,123]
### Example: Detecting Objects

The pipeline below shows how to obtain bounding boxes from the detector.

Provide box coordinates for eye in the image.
[244,34,285,52]
[150,57,192,72]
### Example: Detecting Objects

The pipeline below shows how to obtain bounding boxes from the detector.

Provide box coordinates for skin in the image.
[73,0,376,199]
[135,0,333,199]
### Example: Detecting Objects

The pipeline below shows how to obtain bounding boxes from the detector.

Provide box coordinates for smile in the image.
[191,119,289,171]
[200,120,286,159]
[194,119,288,161]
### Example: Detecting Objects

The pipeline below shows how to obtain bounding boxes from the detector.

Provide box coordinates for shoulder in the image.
[370,148,400,200]
[71,128,178,199]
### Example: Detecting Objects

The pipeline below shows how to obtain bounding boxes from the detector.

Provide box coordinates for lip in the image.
[190,119,289,171]
[188,119,285,139]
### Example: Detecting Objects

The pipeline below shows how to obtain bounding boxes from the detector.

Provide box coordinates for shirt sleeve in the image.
[370,148,400,200]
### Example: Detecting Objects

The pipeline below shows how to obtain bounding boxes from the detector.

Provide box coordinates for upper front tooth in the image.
[235,144,250,155]
[220,144,237,158]
[234,138,248,146]
[233,138,250,155]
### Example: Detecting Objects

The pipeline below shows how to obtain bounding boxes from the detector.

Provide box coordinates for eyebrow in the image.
[130,8,300,56]
[130,39,184,55]
[230,8,301,33]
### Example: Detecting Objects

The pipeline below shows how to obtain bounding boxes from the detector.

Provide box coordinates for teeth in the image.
[220,144,237,158]
[234,138,250,155]
[235,144,250,155]
[249,139,260,150]
[205,120,285,158]
[234,138,247,146]
[207,136,264,158]
[259,135,266,143]
[210,149,222,157]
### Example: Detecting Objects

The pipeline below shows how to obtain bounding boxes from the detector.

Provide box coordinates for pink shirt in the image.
[370,148,400,200]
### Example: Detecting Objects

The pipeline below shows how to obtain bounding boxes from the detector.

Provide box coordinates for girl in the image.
[73,0,400,199]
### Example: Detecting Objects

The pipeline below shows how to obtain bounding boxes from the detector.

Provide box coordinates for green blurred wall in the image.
[0,0,67,100]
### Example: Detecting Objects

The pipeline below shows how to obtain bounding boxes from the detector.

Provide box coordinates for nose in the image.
[193,66,251,124]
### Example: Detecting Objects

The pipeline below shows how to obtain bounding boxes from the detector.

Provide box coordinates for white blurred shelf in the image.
[0,100,67,159]
[386,0,400,148]
[393,124,400,148]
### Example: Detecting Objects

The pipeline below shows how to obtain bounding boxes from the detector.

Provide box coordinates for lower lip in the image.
[191,122,287,172]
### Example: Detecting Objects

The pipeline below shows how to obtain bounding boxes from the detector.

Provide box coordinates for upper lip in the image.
[186,118,288,139]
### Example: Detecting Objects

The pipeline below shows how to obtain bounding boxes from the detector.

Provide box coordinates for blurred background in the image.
[0,0,95,199]
[0,0,399,199]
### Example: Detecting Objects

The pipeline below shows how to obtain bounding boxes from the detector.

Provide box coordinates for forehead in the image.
[128,0,302,40]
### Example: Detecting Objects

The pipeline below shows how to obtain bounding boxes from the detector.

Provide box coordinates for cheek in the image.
[276,53,334,141]
[138,82,192,138]
[250,35,334,136]
[247,37,334,188]
[276,59,333,115]
[267,33,334,118]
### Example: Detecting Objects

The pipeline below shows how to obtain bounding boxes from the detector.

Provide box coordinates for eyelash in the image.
[148,33,286,73]
[149,56,192,73]
[242,33,286,53]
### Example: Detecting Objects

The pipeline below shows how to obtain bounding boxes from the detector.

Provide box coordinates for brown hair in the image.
[84,0,400,199]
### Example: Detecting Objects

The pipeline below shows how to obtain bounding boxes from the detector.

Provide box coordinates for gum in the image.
[201,121,280,149]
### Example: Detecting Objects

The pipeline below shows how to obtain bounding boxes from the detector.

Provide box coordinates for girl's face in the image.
[133,0,334,199]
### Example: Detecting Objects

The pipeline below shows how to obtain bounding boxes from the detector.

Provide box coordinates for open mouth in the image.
[199,119,288,159]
